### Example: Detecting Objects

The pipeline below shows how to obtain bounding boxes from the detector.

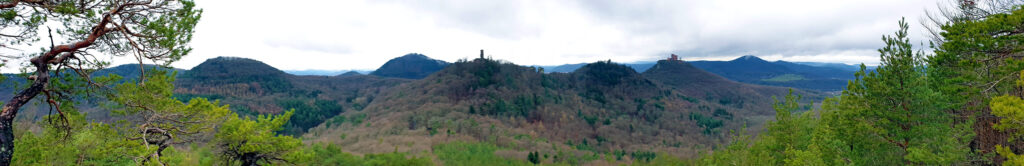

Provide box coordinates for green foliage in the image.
[528,151,540,165]
[712,108,733,120]
[214,110,304,165]
[992,95,1024,141]
[929,5,1024,163]
[278,99,345,133]
[1,0,203,163]
[15,70,233,165]
[434,141,533,166]
[761,74,806,82]
[297,143,433,166]
[179,57,294,93]
[825,18,968,164]
[698,18,974,165]
[107,70,234,164]
[695,128,773,165]
[688,112,722,134]
[577,60,639,86]
[997,145,1024,166]
[583,115,598,127]
[992,70,1024,164]
[630,151,656,163]
[13,113,139,165]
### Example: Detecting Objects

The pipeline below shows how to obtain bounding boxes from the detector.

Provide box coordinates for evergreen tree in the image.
[528,151,540,165]
[930,4,1024,161]
[992,70,1024,164]
[835,18,968,164]
[0,1,202,164]
[12,71,232,165]
[214,110,305,166]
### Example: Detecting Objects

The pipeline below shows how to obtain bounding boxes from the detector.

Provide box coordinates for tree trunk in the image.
[0,117,13,166]
[0,58,50,166]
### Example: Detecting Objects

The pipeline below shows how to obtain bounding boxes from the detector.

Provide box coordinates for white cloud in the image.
[4,0,947,71]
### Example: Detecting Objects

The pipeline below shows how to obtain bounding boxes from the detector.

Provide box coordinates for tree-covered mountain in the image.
[642,60,807,113]
[336,71,363,77]
[686,56,859,91]
[541,56,864,91]
[306,57,819,159]
[538,62,655,73]
[283,69,372,76]
[370,53,450,79]
[2,55,820,164]
[171,56,410,134]
[794,61,864,71]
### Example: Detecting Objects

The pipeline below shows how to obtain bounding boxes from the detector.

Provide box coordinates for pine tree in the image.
[992,70,1024,164]
[835,18,968,164]
[214,110,305,165]
[528,151,540,165]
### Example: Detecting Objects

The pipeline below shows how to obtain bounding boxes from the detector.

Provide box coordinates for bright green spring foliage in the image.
[992,94,1024,141]
[695,91,845,166]
[294,143,433,166]
[992,70,1024,165]
[434,141,533,166]
[213,110,304,165]
[12,113,139,165]
[931,5,1024,110]
[697,18,971,165]
[12,70,233,165]
[836,18,969,164]
[930,4,1024,164]
[106,69,233,164]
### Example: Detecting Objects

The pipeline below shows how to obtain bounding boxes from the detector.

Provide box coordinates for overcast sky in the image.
[173,0,944,70]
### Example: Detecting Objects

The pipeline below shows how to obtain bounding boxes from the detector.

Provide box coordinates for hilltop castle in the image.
[667,54,680,61]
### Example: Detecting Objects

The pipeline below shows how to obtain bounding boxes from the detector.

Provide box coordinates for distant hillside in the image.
[306,57,820,158]
[688,55,855,91]
[642,60,812,113]
[336,71,363,77]
[541,56,863,91]
[284,69,373,76]
[794,62,865,71]
[539,62,655,73]
[370,53,449,79]
[2,64,183,122]
[1,55,830,164]
[178,56,293,93]
[172,56,410,134]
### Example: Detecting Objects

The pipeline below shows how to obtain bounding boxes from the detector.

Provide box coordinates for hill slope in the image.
[173,57,410,134]
[370,53,450,79]
[542,56,861,91]
[642,60,816,114]
[688,56,855,91]
[306,58,820,160]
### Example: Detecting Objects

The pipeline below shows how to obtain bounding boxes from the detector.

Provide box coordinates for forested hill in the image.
[688,55,859,91]
[170,56,410,134]
[306,57,820,158]
[642,60,803,114]
[541,55,865,91]
[3,54,822,165]
[370,53,450,79]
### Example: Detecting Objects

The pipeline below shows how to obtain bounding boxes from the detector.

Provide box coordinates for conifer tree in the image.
[835,18,968,164]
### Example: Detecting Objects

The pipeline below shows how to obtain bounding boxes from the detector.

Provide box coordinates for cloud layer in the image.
[176,0,941,70]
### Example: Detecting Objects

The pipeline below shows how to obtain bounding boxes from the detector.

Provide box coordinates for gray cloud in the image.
[167,0,942,71]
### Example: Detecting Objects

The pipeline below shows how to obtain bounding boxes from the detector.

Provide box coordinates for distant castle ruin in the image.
[667,54,680,61]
